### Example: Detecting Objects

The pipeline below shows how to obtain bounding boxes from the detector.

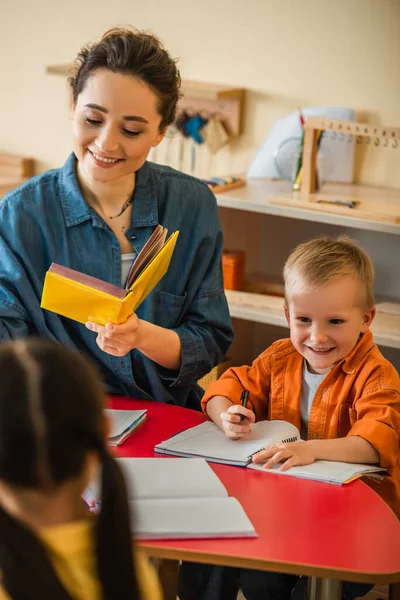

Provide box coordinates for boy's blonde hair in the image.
[283,236,375,308]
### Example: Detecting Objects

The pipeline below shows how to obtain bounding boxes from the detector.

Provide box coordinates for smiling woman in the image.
[0,27,233,408]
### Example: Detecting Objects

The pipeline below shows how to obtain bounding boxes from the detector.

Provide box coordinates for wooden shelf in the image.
[46,63,72,76]
[216,179,400,235]
[46,64,245,136]
[226,290,400,350]
[46,64,244,99]
[181,80,244,102]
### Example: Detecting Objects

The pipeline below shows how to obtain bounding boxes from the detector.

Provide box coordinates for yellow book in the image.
[41,227,179,326]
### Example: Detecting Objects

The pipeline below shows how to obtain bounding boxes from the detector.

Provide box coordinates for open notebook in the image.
[154,420,386,485]
[105,409,147,446]
[41,225,179,325]
[86,457,256,540]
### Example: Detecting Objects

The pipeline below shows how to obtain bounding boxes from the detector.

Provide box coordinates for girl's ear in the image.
[360,306,376,333]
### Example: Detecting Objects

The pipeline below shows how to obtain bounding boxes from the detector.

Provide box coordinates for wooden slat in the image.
[0,153,34,178]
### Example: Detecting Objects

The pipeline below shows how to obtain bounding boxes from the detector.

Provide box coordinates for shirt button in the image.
[131,235,136,240]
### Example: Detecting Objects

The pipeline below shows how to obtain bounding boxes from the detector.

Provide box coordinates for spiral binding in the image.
[246,435,299,459]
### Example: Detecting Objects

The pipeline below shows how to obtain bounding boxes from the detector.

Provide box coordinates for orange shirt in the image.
[202,330,400,519]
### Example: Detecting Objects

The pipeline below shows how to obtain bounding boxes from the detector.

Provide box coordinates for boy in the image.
[180,236,400,600]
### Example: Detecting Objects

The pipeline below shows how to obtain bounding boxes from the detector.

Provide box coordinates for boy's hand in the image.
[252,441,316,470]
[220,405,255,440]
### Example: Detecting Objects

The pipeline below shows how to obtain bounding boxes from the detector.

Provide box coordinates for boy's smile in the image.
[285,275,375,374]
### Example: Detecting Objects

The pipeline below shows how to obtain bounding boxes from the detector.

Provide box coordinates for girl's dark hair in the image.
[69,26,182,130]
[0,338,141,600]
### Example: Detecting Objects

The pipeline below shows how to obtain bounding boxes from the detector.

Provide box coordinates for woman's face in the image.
[71,69,165,184]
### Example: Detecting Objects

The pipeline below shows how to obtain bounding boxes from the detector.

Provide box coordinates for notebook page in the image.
[155,420,300,465]
[131,496,257,540]
[248,459,386,484]
[104,409,147,438]
[117,457,229,500]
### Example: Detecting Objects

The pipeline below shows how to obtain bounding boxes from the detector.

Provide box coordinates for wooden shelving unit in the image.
[216,179,400,235]
[226,290,400,350]
[217,179,400,353]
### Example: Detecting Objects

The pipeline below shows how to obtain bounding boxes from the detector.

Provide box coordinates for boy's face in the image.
[284,276,375,374]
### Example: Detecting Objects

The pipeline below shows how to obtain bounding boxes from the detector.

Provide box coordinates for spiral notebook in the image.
[105,409,147,446]
[154,420,386,485]
[155,420,300,467]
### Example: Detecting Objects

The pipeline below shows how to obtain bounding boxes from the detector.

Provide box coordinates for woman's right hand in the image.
[220,405,255,439]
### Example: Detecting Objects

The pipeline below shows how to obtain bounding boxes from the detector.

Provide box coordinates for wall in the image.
[1,0,400,186]
[1,0,399,367]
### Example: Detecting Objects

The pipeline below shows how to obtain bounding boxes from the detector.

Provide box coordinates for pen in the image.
[316,199,359,209]
[239,389,249,420]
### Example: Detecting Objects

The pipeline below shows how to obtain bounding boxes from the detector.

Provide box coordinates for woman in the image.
[0,338,161,600]
[0,27,233,407]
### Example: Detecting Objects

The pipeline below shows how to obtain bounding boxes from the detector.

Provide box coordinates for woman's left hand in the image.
[252,441,316,471]
[85,314,141,357]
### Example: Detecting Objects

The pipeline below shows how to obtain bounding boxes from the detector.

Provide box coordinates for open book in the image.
[41,226,179,325]
[154,420,386,485]
[105,409,147,446]
[86,457,257,540]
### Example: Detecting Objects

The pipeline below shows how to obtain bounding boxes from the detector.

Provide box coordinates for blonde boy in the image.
[202,237,400,519]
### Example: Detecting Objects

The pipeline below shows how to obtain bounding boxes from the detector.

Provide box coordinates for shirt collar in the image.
[340,329,375,374]
[59,153,159,228]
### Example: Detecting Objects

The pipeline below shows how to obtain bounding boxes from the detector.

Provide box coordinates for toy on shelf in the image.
[203,176,246,194]
[269,117,400,224]
[222,250,245,290]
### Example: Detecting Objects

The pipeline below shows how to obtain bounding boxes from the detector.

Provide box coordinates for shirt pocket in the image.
[153,290,187,329]
[338,403,357,436]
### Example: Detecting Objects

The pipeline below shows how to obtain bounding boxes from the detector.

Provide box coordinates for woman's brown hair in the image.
[69,26,182,131]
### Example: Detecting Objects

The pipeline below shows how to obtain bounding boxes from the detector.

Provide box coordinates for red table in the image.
[111,397,400,600]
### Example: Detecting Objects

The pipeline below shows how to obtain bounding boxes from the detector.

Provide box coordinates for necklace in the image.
[109,194,134,219]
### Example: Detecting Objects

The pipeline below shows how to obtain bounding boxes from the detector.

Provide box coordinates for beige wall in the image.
[1,0,400,185]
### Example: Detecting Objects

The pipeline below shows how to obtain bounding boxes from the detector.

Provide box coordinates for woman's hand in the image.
[252,441,315,471]
[86,314,141,357]
[220,404,255,440]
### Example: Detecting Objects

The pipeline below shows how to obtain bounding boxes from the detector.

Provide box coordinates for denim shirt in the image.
[0,154,233,407]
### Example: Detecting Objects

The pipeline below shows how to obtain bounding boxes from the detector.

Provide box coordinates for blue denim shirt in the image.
[0,154,233,407]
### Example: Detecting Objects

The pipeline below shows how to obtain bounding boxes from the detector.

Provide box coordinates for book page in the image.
[155,420,300,466]
[130,496,257,540]
[248,459,386,484]
[117,457,229,500]
[125,225,167,289]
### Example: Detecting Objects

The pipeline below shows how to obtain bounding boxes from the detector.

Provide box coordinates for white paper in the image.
[155,420,300,466]
[131,496,257,540]
[248,459,385,484]
[117,457,229,501]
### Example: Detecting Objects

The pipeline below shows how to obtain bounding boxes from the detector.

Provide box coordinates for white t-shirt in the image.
[300,361,327,439]
[121,253,135,287]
